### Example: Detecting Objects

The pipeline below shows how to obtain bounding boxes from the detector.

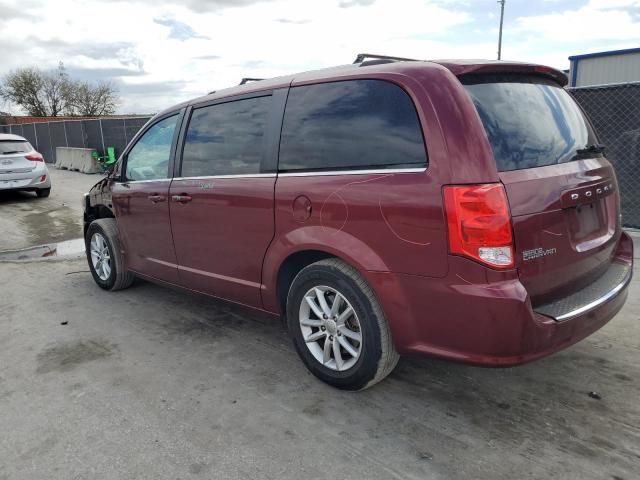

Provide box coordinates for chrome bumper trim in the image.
[535,262,632,322]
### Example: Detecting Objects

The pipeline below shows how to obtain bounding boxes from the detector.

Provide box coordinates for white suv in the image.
[0,133,51,197]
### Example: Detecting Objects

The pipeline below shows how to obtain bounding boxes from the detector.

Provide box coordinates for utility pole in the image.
[497,0,506,60]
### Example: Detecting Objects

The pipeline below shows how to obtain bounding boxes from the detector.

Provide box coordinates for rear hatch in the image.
[0,139,36,174]
[462,74,621,305]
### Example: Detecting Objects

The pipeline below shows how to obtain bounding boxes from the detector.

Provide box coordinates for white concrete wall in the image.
[572,52,640,87]
[55,147,99,174]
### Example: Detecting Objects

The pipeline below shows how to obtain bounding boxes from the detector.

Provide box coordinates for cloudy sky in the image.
[0,0,638,114]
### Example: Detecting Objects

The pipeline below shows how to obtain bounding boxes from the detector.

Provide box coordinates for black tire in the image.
[85,218,134,291]
[286,258,399,390]
[36,188,51,198]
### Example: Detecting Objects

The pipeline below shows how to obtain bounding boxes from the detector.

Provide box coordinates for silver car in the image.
[0,133,51,197]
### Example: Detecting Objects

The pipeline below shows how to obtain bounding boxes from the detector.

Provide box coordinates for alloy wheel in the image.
[299,286,363,371]
[90,232,112,281]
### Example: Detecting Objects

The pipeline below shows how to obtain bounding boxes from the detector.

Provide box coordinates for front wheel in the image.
[85,218,134,291]
[286,258,399,390]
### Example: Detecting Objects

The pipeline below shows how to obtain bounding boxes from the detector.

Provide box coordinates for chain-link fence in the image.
[0,117,151,165]
[570,83,640,228]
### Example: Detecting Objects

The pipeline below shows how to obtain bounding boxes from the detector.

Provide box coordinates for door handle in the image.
[172,194,192,203]
[148,194,166,203]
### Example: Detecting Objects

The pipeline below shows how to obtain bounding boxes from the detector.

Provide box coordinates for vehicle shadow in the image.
[0,189,39,204]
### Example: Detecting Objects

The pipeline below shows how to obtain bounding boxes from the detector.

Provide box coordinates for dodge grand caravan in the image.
[83,55,633,390]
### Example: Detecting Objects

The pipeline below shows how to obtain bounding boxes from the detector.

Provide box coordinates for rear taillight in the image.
[443,183,514,269]
[25,153,44,162]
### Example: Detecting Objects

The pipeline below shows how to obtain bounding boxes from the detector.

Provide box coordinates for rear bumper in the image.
[367,231,633,366]
[0,164,51,191]
[535,261,631,321]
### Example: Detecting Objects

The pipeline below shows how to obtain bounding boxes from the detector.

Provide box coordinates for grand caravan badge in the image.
[523,247,557,261]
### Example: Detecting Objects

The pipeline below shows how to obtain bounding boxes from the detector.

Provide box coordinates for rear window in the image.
[463,75,599,172]
[181,96,269,177]
[0,140,32,154]
[279,79,427,172]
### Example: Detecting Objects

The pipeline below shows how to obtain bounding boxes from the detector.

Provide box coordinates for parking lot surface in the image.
[0,170,639,479]
[0,168,101,250]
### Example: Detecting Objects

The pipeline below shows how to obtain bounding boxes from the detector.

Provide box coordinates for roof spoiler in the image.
[446,62,568,87]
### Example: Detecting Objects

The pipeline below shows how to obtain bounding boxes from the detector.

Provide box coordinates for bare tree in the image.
[67,81,118,116]
[41,62,72,116]
[0,63,119,116]
[0,67,48,116]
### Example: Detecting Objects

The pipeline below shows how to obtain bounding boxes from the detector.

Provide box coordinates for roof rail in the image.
[239,77,264,85]
[353,53,418,64]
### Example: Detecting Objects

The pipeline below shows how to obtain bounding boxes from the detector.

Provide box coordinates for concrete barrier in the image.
[55,147,100,174]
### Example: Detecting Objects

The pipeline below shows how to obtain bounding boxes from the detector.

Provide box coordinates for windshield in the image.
[0,140,33,155]
[463,75,599,172]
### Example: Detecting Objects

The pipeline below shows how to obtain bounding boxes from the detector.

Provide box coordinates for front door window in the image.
[125,115,178,181]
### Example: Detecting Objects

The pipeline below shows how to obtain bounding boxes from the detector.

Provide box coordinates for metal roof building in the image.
[568,47,640,88]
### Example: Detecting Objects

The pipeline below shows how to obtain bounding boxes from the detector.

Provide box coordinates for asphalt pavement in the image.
[0,169,639,479]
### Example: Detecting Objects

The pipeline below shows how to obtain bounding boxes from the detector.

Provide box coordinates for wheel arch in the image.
[84,203,115,237]
[262,226,390,314]
[274,250,336,315]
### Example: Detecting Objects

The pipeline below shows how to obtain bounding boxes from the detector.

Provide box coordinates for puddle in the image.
[0,199,83,251]
[21,206,83,246]
[0,238,85,262]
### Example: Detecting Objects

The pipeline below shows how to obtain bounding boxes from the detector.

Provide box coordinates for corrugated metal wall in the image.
[571,52,640,87]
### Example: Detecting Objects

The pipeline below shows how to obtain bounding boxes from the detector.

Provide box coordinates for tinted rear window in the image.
[279,80,427,172]
[0,140,32,154]
[181,96,270,177]
[463,75,598,172]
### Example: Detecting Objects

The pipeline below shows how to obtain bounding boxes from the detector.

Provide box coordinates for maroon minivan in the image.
[83,55,633,390]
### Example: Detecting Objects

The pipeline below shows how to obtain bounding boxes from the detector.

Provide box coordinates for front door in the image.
[169,94,277,308]
[112,113,182,283]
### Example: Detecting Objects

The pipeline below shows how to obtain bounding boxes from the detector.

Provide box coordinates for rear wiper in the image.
[575,144,606,155]
[0,151,22,155]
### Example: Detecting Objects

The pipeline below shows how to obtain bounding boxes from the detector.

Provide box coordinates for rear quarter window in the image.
[279,79,427,172]
[463,75,599,172]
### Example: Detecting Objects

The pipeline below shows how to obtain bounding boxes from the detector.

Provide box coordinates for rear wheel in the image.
[36,188,51,198]
[86,219,134,291]
[286,258,399,390]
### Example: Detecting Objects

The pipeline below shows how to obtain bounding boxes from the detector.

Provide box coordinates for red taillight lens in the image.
[25,153,44,162]
[443,183,514,269]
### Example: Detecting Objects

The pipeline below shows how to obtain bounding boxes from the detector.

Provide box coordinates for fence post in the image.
[48,123,55,164]
[99,119,106,155]
[32,123,38,152]
[63,121,68,147]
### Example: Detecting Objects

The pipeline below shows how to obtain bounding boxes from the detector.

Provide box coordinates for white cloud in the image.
[0,0,473,113]
[514,0,640,43]
[0,0,638,113]
[502,0,640,69]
